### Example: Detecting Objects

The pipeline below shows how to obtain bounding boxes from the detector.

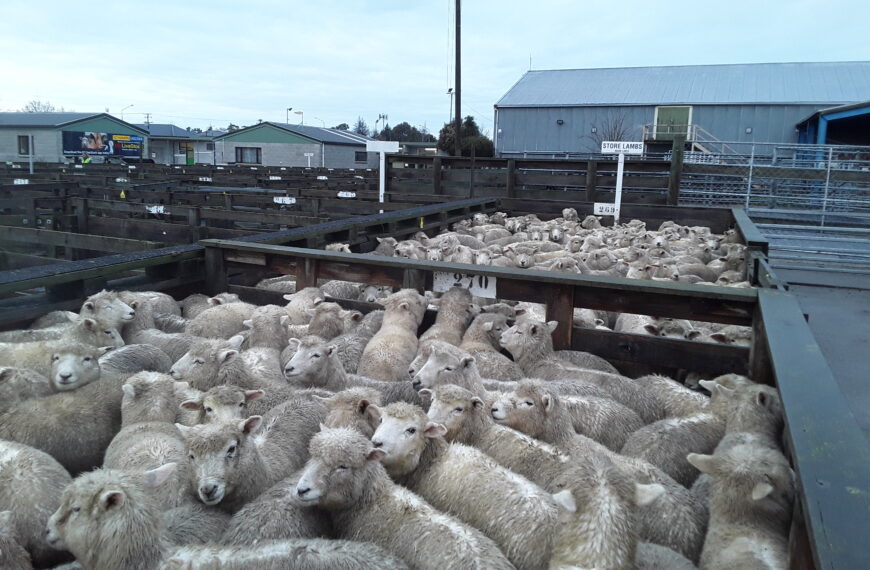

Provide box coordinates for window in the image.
[17,135,31,155]
[354,151,368,163]
[206,142,215,151]
[235,147,262,164]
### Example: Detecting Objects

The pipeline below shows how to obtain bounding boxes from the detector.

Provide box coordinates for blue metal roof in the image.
[496,62,870,107]
[134,123,213,139]
[269,123,374,146]
[0,112,104,127]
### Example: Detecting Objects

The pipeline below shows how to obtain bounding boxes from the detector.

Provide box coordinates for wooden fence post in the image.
[296,257,319,290]
[187,207,202,242]
[75,198,89,235]
[667,136,685,205]
[432,157,443,195]
[506,159,516,199]
[204,246,228,295]
[585,160,598,202]
[545,284,574,350]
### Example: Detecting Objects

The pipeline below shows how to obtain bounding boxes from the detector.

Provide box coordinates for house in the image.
[135,123,220,165]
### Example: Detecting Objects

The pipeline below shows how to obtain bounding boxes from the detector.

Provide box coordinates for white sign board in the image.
[269,176,282,180]
[115,177,128,183]
[600,141,644,155]
[433,272,497,299]
[13,178,29,185]
[337,191,356,198]
[317,176,328,181]
[593,202,618,216]
[198,176,213,182]
[74,164,83,169]
[366,141,400,153]
[145,205,167,214]
[303,153,314,157]
[128,165,137,170]
[273,196,296,205]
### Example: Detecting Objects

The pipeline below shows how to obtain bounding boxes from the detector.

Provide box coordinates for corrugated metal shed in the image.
[269,123,373,146]
[0,112,104,127]
[135,123,210,139]
[496,62,870,107]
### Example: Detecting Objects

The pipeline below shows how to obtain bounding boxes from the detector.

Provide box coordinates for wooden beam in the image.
[0,226,161,253]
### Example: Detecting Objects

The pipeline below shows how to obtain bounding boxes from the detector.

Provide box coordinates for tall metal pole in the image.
[453,0,461,157]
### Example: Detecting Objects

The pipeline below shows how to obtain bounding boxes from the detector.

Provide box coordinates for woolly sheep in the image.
[286,302,363,341]
[0,440,72,568]
[78,289,137,329]
[0,330,120,380]
[325,309,384,374]
[28,310,77,329]
[459,313,523,381]
[371,400,577,570]
[123,297,199,361]
[180,292,243,319]
[119,290,180,318]
[180,385,265,424]
[321,387,383,437]
[0,510,33,569]
[0,315,123,346]
[185,300,258,339]
[283,287,327,324]
[0,366,54,412]
[357,289,428,382]
[417,286,478,353]
[294,426,515,570]
[325,242,352,253]
[635,542,698,570]
[98,343,173,376]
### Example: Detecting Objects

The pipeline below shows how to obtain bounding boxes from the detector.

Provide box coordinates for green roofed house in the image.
[213,122,378,168]
[0,112,148,163]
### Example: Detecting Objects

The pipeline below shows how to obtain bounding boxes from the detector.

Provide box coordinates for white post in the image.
[378,151,387,213]
[307,155,311,168]
[29,135,34,174]
[613,152,625,225]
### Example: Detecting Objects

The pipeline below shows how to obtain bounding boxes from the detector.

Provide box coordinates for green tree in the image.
[353,117,370,137]
[437,116,493,156]
[333,122,350,131]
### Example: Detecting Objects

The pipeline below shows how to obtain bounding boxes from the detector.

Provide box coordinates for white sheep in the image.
[0,510,33,569]
[0,366,54,412]
[357,289,428,382]
[417,286,478,354]
[180,385,264,425]
[294,426,515,570]
[459,313,524,381]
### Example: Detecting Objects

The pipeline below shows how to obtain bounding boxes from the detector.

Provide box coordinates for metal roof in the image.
[134,123,212,139]
[0,112,103,127]
[268,122,373,145]
[796,100,870,125]
[495,62,870,107]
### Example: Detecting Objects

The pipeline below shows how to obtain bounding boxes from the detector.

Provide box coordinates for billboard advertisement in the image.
[62,131,144,157]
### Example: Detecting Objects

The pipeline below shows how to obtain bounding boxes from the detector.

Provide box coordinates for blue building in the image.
[493,62,870,157]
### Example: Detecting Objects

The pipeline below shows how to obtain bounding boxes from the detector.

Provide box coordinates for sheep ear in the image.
[175,423,191,437]
[143,463,177,489]
[287,338,301,349]
[357,399,372,415]
[99,490,125,510]
[686,330,702,340]
[218,349,239,364]
[709,332,728,344]
[282,294,294,301]
[227,335,245,350]
[460,356,475,368]
[417,389,433,403]
[594,318,605,326]
[687,453,716,474]
[756,391,770,407]
[326,345,338,357]
[471,397,484,410]
[306,308,318,317]
[367,448,387,462]
[180,400,202,411]
[245,389,265,402]
[552,490,577,512]
[349,311,363,322]
[366,404,382,421]
[482,321,494,331]
[241,416,262,435]
[122,384,136,399]
[546,320,558,333]
[376,237,384,243]
[541,393,554,411]
[83,318,97,330]
[398,302,410,311]
[208,297,224,306]
[713,384,735,398]
[83,301,95,311]
[428,298,442,309]
[0,369,11,382]
[99,346,115,355]
[280,315,290,326]
[643,324,659,335]
[751,482,774,501]
[635,483,665,506]
[697,380,717,392]
[242,319,253,329]
[423,422,448,438]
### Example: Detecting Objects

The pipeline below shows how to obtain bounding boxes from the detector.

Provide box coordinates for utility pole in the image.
[144,113,151,127]
[454,0,461,157]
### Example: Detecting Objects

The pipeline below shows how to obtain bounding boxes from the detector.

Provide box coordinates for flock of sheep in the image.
[0,209,794,570]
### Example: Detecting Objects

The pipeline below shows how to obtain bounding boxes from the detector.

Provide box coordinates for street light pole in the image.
[454,0,461,156]
[120,104,134,120]
[287,107,292,123]
[294,110,304,125]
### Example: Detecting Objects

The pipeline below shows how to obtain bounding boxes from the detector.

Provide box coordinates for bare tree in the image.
[20,100,66,113]
[584,110,632,151]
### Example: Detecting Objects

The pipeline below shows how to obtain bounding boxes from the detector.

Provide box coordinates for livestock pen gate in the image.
[0,196,866,570]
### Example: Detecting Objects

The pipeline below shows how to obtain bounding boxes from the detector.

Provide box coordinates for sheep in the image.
[357,289,428,382]
[687,444,794,570]
[370,400,577,570]
[322,387,383,437]
[507,314,619,373]
[0,510,33,569]
[393,240,425,259]
[179,399,325,512]
[417,286,478,354]
[123,297,200,361]
[326,242,352,253]
[98,342,173,376]
[320,279,365,300]
[285,302,363,341]
[78,289,137,329]
[0,323,122,378]
[499,319,665,422]
[119,290,181,317]
[359,284,391,303]
[103,372,193,509]
[48,464,400,570]
[459,313,524,381]
[283,336,421,406]
[635,373,709,418]
[310,309,383,374]
[0,366,54,412]
[635,542,698,570]
[0,315,123,346]
[184,300,258,339]
[294,426,515,570]
[179,292,242,319]
[283,287,327,324]
[485,380,707,562]
[180,385,265,424]
[28,310,77,329]
[705,324,752,346]
[0,440,72,568]
[255,275,299,294]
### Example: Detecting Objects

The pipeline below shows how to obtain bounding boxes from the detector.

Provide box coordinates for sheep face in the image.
[170,338,240,389]
[371,402,445,477]
[180,417,260,506]
[514,252,535,269]
[284,287,326,317]
[643,318,700,340]
[424,385,484,442]
[181,385,261,424]
[360,285,391,304]
[295,427,385,510]
[499,319,557,361]
[474,250,493,265]
[411,346,475,391]
[322,388,382,438]
[562,208,579,222]
[708,325,752,346]
[566,236,583,253]
[50,344,102,391]
[325,243,352,253]
[283,340,333,383]
[425,247,442,262]
[79,290,136,328]
[489,388,549,440]
[71,317,125,348]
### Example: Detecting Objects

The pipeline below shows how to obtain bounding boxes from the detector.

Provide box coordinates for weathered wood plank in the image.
[0,225,161,253]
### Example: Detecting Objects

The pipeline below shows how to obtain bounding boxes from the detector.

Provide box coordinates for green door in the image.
[179,142,195,165]
[655,106,691,141]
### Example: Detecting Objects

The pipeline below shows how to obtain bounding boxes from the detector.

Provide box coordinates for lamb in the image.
[459,313,524,381]
[180,292,242,319]
[320,279,365,300]
[180,385,265,424]
[0,326,122,378]
[309,309,383,374]
[504,315,619,373]
[294,426,515,570]
[321,387,383,437]
[285,302,363,341]
[119,290,181,317]
[357,289,427,382]
[0,511,33,570]
[283,287,327,324]
[393,240,425,259]
[478,380,708,562]
[500,319,665,422]
[0,440,72,568]
[283,336,422,406]
[123,297,200,361]
[48,464,402,570]
[28,310,78,329]
[687,444,794,570]
[371,236,398,256]
[98,342,173,375]
[371,400,583,570]
[179,400,325,512]
[77,289,137,329]
[359,284,391,303]
[0,315,123,346]
[635,542,698,570]
[326,242,352,253]
[0,366,54,412]
[417,286,478,353]
[184,300,258,339]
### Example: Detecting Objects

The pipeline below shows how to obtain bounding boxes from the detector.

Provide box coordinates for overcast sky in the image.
[1,0,868,134]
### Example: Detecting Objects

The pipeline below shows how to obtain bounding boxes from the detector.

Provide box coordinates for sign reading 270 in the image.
[433,271,497,298]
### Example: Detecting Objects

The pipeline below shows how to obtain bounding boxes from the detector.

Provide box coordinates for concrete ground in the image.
[777,272,870,441]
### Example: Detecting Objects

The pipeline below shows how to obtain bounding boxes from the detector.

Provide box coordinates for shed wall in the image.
[0,129,62,162]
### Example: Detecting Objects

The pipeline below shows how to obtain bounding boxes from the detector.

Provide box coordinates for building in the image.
[493,62,870,156]
[0,112,148,163]
[135,123,222,165]
[213,122,378,168]
[795,101,870,146]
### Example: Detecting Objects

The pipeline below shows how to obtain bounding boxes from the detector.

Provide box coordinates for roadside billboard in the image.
[62,131,144,157]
